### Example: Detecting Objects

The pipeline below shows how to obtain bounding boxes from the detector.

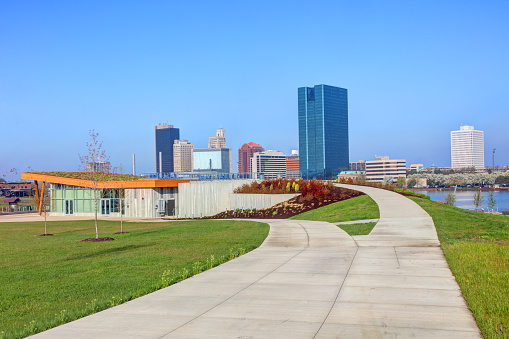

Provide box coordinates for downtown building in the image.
[208,128,226,149]
[365,156,406,183]
[286,151,300,179]
[251,150,287,179]
[155,124,180,173]
[451,125,484,170]
[238,142,264,173]
[173,140,194,172]
[298,84,349,179]
[194,128,232,173]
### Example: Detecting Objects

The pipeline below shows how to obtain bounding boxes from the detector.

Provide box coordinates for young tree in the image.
[444,191,456,206]
[113,164,128,234]
[33,184,52,235]
[407,177,417,188]
[382,176,394,185]
[79,130,111,240]
[473,187,484,210]
[396,177,406,188]
[488,191,496,213]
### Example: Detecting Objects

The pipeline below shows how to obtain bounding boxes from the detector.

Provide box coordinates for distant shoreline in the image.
[411,187,509,192]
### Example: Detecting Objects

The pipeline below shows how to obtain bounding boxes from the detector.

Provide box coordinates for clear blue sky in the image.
[1,1,508,179]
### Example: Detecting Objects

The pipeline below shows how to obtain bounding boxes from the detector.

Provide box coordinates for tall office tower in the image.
[173,140,194,172]
[451,125,484,169]
[208,128,226,149]
[238,142,264,173]
[298,84,349,179]
[251,150,287,179]
[155,124,180,173]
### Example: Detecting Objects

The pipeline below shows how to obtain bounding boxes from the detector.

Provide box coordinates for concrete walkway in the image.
[31,185,481,338]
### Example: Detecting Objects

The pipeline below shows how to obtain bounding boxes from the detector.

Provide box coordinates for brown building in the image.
[238,142,264,173]
[286,155,300,179]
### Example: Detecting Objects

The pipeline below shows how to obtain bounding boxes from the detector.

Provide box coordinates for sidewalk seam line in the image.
[157,220,311,338]
[312,246,359,338]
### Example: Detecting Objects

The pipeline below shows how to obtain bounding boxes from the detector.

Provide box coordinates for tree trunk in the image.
[94,190,99,238]
[120,197,123,233]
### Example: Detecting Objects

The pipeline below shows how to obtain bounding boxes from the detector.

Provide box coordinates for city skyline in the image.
[1,2,508,179]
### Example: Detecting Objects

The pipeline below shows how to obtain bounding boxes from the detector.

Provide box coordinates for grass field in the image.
[290,195,380,222]
[410,197,509,338]
[0,219,269,339]
[337,222,377,236]
[292,193,509,337]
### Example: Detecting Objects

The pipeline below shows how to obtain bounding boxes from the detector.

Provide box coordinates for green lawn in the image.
[0,219,269,339]
[290,195,380,222]
[337,222,377,236]
[410,197,509,338]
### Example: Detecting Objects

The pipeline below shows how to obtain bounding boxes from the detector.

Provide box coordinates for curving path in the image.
[31,185,481,338]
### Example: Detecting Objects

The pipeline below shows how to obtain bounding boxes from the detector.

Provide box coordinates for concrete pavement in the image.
[30,185,481,338]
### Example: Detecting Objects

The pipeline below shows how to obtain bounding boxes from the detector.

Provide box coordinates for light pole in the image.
[492,148,496,172]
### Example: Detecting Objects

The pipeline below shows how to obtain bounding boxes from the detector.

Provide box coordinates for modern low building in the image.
[193,148,232,173]
[251,150,287,179]
[410,163,424,172]
[21,172,259,219]
[87,161,111,173]
[365,156,406,183]
[349,160,366,171]
[337,171,365,181]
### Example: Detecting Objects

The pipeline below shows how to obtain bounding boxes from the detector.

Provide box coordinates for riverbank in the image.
[412,187,509,192]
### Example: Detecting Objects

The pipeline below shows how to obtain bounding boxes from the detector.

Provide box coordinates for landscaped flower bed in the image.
[210,180,364,219]
[33,172,140,181]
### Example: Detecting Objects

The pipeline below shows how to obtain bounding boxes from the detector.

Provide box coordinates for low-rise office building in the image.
[365,156,406,183]
[251,150,287,179]
[193,148,232,173]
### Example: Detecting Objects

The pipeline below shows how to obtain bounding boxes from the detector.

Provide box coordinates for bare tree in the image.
[79,130,111,239]
[113,164,128,234]
[32,184,52,235]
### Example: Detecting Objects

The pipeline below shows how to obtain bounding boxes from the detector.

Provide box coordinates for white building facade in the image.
[251,150,287,179]
[451,125,484,170]
[365,156,406,183]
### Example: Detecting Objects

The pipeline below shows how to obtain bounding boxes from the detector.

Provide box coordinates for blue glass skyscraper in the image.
[298,84,349,179]
[155,124,180,173]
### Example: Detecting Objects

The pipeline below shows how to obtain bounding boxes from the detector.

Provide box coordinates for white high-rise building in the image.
[451,125,484,170]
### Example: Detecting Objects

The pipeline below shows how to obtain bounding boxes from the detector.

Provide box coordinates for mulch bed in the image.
[208,187,364,219]
[113,232,130,234]
[36,234,54,236]
[79,237,115,242]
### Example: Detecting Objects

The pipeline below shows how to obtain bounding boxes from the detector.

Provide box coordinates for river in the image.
[416,190,509,212]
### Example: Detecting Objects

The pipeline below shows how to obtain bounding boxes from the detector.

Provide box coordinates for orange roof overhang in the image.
[21,172,190,189]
